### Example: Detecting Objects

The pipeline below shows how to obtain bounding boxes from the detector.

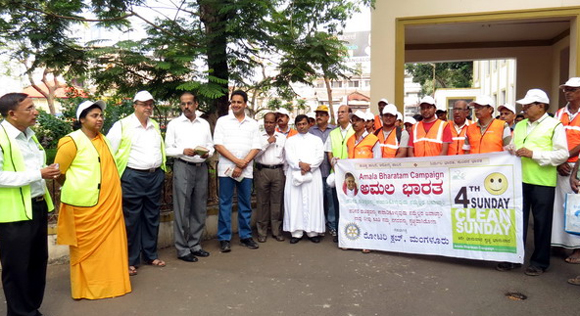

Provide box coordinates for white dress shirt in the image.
[107,114,163,170]
[525,113,569,166]
[214,114,261,178]
[255,131,286,166]
[0,120,45,197]
[165,114,214,163]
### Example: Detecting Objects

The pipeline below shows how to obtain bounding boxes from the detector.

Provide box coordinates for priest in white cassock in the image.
[283,114,325,244]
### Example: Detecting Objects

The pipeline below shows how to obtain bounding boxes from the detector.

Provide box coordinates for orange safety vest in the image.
[373,115,382,131]
[465,119,505,154]
[412,119,447,157]
[376,128,400,158]
[555,107,580,163]
[448,120,471,155]
[347,133,379,158]
[276,127,298,138]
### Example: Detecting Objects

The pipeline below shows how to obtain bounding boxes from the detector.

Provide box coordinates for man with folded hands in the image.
[165,92,214,262]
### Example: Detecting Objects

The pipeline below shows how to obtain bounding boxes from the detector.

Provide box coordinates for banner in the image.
[335,152,524,263]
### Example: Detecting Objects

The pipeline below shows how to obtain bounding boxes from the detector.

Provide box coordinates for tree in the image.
[405,62,473,96]
[0,0,374,121]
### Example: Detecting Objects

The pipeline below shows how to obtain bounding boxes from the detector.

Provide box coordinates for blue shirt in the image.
[309,124,335,177]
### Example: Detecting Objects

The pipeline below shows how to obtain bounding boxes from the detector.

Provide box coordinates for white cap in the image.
[419,96,436,107]
[404,116,417,125]
[560,77,580,88]
[76,100,106,120]
[378,98,389,105]
[470,95,495,108]
[365,111,375,122]
[276,108,290,117]
[351,110,367,120]
[382,104,398,116]
[396,111,403,121]
[516,89,550,105]
[306,112,315,119]
[133,90,155,102]
[497,103,516,114]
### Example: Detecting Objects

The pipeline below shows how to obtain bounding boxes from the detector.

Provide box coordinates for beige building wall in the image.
[371,1,580,114]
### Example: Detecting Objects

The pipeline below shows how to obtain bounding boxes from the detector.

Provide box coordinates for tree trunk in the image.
[323,76,336,124]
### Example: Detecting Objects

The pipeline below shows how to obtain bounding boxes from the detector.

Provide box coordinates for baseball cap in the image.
[382,104,398,116]
[404,116,417,125]
[365,111,375,122]
[397,111,403,121]
[315,105,329,113]
[497,103,516,114]
[560,77,580,89]
[351,110,367,121]
[470,95,495,108]
[133,91,155,102]
[516,89,550,105]
[276,108,290,117]
[378,98,389,105]
[419,96,436,107]
[76,100,106,120]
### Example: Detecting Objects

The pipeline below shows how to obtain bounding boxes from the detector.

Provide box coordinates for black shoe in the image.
[178,253,198,262]
[220,240,231,253]
[333,235,338,243]
[274,235,285,242]
[290,237,302,244]
[240,238,259,249]
[257,236,267,243]
[524,265,544,276]
[308,236,321,243]
[192,249,210,257]
[496,262,522,272]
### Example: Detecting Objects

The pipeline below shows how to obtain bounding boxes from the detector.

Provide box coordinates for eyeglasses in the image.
[452,108,468,112]
[563,87,580,93]
[136,102,154,107]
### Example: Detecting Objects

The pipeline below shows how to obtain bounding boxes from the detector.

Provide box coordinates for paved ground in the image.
[2,235,580,316]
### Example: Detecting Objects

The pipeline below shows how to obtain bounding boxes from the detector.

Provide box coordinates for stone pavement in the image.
[3,236,580,316]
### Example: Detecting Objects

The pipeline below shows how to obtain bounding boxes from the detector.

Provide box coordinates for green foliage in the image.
[33,110,72,149]
[405,62,473,96]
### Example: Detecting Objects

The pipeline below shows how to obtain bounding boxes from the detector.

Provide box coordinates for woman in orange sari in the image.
[55,100,131,299]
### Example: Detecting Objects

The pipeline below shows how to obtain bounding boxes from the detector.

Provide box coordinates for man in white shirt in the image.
[254,112,286,243]
[165,92,214,262]
[107,90,167,273]
[284,115,325,244]
[0,92,60,316]
[214,90,261,252]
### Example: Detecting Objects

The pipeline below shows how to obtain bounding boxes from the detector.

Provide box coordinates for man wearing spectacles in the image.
[107,90,168,274]
[448,100,471,155]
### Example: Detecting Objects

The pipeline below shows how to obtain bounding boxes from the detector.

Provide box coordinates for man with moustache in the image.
[284,115,325,244]
[408,96,452,157]
[254,112,286,243]
[463,95,511,154]
[214,90,261,252]
[325,104,354,242]
[374,104,409,158]
[309,105,336,237]
[276,108,297,138]
[165,92,214,262]
[0,93,60,316]
[347,110,381,159]
[108,90,167,273]
[448,100,471,155]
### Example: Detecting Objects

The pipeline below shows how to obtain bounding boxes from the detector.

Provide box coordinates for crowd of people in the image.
[1,77,580,315]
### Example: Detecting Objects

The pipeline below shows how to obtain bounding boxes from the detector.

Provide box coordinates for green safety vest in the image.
[329,125,354,172]
[0,123,54,223]
[513,116,561,187]
[60,129,114,207]
[114,116,167,176]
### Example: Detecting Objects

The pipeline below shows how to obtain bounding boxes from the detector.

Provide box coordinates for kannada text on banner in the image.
[335,152,524,263]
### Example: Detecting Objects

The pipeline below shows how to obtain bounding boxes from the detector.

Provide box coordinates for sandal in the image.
[129,266,138,277]
[565,256,580,264]
[568,276,580,286]
[362,249,371,253]
[147,258,166,267]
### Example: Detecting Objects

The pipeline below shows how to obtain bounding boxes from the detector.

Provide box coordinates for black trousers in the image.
[0,199,48,316]
[522,183,555,270]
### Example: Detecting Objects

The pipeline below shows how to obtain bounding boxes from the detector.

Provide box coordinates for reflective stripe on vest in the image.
[376,128,399,158]
[465,119,505,154]
[0,124,54,222]
[513,117,561,187]
[555,107,580,163]
[412,119,446,157]
[114,117,167,176]
[347,133,379,159]
[448,120,471,155]
[60,130,110,207]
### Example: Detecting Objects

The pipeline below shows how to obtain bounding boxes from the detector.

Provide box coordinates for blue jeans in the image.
[218,177,253,241]
[322,176,336,231]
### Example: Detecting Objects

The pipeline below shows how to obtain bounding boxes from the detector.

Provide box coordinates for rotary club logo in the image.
[344,223,361,240]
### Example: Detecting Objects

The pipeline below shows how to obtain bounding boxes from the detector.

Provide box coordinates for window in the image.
[331,81,343,88]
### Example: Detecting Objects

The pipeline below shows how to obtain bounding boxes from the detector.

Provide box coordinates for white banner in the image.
[335,152,524,263]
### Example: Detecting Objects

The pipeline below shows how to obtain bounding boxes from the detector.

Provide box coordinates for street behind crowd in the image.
[2,235,579,316]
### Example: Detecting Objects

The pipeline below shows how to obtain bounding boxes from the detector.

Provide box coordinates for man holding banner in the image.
[464,95,511,154]
[347,110,381,159]
[498,89,568,276]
